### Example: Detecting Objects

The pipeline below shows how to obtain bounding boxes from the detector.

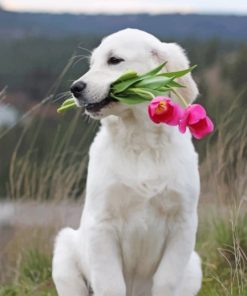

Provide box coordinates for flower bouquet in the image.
[57,63,214,139]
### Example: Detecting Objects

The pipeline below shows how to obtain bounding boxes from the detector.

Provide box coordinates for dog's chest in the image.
[113,143,186,198]
[105,182,182,277]
[93,123,196,199]
[106,138,189,275]
[118,190,180,278]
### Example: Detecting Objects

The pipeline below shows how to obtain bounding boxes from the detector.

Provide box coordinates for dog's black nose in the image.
[70,81,87,98]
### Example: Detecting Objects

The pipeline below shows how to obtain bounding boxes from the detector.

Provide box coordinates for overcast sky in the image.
[2,0,247,15]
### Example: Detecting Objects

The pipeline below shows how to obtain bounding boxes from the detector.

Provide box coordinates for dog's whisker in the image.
[71,54,90,61]
[54,91,71,98]
[53,92,72,103]
[82,113,93,124]
[82,113,89,123]
[72,56,90,67]
[77,46,92,54]
[56,91,71,96]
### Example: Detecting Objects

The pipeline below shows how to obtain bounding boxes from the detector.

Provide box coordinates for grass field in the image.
[0,199,246,296]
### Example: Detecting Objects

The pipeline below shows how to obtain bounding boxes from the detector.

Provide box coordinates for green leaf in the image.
[135,76,174,89]
[114,70,138,82]
[125,88,154,100]
[57,102,76,113]
[61,98,75,107]
[124,87,170,99]
[111,76,144,93]
[159,86,172,92]
[157,65,197,78]
[138,88,170,97]
[167,80,185,88]
[140,62,167,77]
[111,62,167,93]
[110,93,147,105]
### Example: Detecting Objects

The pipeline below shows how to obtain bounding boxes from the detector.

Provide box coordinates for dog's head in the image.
[71,29,198,119]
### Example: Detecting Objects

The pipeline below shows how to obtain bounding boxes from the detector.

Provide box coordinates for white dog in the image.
[52,29,202,296]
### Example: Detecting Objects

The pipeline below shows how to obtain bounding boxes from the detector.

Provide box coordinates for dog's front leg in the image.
[88,227,126,296]
[152,212,197,296]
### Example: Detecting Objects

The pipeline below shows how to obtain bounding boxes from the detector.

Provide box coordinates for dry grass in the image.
[197,90,247,295]
[8,113,98,201]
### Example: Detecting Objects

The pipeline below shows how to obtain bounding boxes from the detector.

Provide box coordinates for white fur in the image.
[52,29,202,296]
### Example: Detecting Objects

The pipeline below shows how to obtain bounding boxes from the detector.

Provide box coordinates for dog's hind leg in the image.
[177,251,202,296]
[52,227,89,296]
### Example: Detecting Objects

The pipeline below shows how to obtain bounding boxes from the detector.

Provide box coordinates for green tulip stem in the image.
[170,88,188,107]
[132,88,155,99]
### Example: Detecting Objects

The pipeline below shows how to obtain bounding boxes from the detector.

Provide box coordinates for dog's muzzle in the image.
[70,80,117,113]
[83,96,117,113]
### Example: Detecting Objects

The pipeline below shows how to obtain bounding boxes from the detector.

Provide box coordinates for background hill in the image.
[0,11,247,40]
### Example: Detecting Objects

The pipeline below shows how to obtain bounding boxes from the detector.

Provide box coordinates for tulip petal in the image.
[189,116,214,139]
[178,104,214,139]
[178,111,190,133]
[148,97,183,126]
[187,104,206,125]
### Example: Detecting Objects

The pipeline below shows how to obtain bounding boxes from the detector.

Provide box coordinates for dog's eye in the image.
[107,57,124,65]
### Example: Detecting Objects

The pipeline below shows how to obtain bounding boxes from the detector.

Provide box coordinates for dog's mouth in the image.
[83,96,117,113]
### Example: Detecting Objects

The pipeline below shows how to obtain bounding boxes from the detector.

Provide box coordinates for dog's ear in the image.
[153,42,199,104]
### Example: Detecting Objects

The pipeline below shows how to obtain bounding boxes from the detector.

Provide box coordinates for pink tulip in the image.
[179,104,214,139]
[148,97,184,126]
